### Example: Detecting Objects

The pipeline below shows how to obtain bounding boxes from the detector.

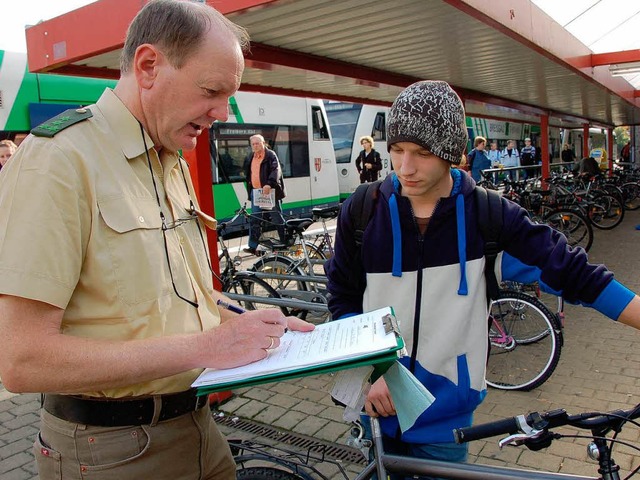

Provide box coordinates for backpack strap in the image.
[350,180,382,248]
[475,186,503,303]
[348,180,382,288]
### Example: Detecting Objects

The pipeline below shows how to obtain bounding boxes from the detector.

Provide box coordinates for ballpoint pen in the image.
[217,299,289,332]
[216,299,246,315]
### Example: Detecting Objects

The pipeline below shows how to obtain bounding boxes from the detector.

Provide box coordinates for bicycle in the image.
[486,289,563,391]
[229,435,350,480]
[250,217,333,324]
[500,176,594,252]
[215,212,289,314]
[224,392,639,479]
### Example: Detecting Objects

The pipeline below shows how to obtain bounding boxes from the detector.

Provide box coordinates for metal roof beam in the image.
[591,50,640,67]
[247,43,418,89]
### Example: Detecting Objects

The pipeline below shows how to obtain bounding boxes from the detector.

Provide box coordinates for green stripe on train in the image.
[4,64,116,131]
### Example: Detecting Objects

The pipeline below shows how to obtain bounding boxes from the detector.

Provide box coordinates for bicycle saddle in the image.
[285,218,313,232]
[312,205,340,219]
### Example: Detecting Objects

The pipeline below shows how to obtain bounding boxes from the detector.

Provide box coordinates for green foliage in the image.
[613,126,630,152]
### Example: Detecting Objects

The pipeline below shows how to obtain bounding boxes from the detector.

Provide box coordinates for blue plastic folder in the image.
[192,307,404,395]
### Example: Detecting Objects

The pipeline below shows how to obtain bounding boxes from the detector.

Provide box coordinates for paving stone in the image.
[0,439,34,461]
[290,399,325,415]
[230,399,269,420]
[2,414,40,432]
[269,382,302,396]
[0,426,39,446]
[271,410,307,431]
[240,386,274,402]
[0,468,33,480]
[0,452,34,474]
[253,404,288,425]
[313,420,351,443]
[291,415,327,436]
[264,393,299,409]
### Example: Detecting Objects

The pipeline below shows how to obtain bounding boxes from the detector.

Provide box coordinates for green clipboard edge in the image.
[195,335,405,396]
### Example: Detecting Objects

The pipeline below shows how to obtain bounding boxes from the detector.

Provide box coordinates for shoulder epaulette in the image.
[31,108,93,138]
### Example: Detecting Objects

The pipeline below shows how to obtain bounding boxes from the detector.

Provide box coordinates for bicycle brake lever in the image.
[499,433,531,448]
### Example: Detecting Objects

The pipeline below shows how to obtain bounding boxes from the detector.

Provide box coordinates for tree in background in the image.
[613,126,630,157]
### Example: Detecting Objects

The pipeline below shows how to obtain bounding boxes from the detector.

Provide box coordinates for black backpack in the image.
[348,181,503,303]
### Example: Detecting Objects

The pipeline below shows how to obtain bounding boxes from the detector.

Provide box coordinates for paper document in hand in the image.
[252,189,275,209]
[192,307,398,388]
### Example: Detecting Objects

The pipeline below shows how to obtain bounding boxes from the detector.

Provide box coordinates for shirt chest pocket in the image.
[97,197,171,306]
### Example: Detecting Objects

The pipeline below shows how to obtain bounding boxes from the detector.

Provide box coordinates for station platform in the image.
[1,210,639,479]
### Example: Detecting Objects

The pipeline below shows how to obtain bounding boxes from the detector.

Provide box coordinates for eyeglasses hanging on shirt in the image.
[139,122,214,308]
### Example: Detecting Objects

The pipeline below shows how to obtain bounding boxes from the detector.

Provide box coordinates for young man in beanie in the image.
[325,80,640,475]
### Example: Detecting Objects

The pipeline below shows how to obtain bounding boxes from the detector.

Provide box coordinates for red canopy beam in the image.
[591,50,640,67]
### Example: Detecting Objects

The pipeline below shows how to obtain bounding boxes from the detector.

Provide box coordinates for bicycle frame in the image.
[353,417,596,480]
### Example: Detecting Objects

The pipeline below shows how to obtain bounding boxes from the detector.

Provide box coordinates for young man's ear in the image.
[133,44,161,89]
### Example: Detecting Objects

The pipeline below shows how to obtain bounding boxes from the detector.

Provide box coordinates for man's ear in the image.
[133,44,161,89]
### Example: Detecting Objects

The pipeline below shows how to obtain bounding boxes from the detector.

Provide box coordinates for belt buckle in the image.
[196,394,208,411]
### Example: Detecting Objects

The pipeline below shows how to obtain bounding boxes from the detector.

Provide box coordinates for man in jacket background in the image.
[243,134,286,254]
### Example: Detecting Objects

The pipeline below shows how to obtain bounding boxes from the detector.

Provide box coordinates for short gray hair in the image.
[120,0,249,73]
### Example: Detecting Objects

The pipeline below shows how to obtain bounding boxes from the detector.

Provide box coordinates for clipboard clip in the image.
[382,313,400,336]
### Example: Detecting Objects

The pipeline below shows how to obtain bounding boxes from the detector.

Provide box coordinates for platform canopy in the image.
[24,0,640,128]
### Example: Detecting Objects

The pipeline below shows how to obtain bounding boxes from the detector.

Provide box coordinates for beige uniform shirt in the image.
[0,89,221,397]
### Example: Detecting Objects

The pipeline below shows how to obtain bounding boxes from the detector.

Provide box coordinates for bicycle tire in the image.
[286,241,326,276]
[542,208,593,252]
[224,272,289,315]
[486,290,562,391]
[621,181,640,211]
[587,192,625,230]
[236,466,303,480]
[251,255,310,319]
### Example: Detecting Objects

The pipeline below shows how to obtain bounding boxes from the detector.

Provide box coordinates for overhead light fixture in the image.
[609,61,640,76]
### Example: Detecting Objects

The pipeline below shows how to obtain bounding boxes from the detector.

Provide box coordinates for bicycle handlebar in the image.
[453,416,521,443]
[453,403,640,445]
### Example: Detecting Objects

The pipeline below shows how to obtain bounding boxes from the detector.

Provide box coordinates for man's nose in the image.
[208,100,230,122]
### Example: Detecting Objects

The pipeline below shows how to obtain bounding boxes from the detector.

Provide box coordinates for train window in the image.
[324,103,363,164]
[211,123,310,184]
[311,106,330,140]
[372,112,386,141]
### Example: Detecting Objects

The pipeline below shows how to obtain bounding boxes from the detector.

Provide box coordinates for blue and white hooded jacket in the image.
[325,168,634,444]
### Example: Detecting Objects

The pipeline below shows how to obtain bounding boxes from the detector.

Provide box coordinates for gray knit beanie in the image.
[387,80,468,165]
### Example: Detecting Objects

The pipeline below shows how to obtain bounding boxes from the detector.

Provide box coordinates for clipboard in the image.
[193,307,404,395]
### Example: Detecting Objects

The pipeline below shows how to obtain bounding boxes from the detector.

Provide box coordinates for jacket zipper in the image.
[408,198,441,373]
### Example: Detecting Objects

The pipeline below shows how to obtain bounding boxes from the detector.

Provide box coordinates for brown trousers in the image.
[34,406,235,479]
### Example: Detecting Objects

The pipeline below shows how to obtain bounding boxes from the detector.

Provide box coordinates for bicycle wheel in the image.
[587,192,625,230]
[486,290,562,391]
[621,182,640,211]
[286,241,326,276]
[543,208,593,252]
[251,255,310,318]
[236,466,303,480]
[224,272,289,315]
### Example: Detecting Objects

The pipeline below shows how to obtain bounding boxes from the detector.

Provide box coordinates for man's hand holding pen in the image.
[203,302,315,369]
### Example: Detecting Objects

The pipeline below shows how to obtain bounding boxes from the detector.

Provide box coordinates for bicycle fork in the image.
[589,436,621,480]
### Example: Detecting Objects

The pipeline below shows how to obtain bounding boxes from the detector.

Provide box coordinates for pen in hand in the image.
[216,299,289,333]
[217,299,246,315]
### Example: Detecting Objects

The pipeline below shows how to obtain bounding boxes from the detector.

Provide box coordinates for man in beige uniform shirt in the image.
[0,1,313,479]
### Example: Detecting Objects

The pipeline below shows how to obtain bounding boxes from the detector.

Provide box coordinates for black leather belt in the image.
[43,389,208,427]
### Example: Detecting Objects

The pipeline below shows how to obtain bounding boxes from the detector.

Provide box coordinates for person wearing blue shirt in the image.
[467,136,491,182]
